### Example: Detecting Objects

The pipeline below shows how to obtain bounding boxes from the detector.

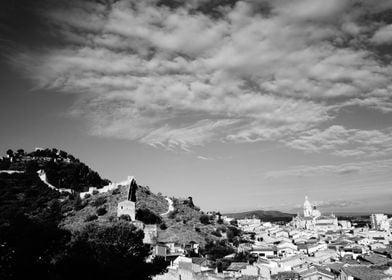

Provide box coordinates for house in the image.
[271,271,300,280]
[307,249,338,264]
[273,254,307,272]
[299,266,335,280]
[226,262,249,278]
[251,245,278,258]
[339,266,392,280]
[339,245,365,259]
[276,241,298,257]
[359,254,389,266]
[143,224,158,244]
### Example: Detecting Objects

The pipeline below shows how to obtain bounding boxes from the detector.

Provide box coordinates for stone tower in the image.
[303,196,312,217]
[117,177,137,220]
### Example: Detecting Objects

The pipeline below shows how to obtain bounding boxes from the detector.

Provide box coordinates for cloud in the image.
[285,125,392,157]
[4,0,392,150]
[371,24,392,45]
[264,158,392,179]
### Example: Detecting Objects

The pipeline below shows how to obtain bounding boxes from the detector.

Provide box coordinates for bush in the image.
[84,193,91,199]
[200,215,210,225]
[168,210,177,219]
[96,207,107,216]
[92,190,99,195]
[211,230,222,237]
[91,197,107,207]
[111,188,120,195]
[85,214,98,222]
[119,214,131,221]
[136,208,162,224]
[159,223,167,230]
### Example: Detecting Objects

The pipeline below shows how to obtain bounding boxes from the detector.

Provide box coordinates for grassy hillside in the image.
[1,148,240,250]
[158,197,221,245]
[61,185,168,231]
[63,186,232,246]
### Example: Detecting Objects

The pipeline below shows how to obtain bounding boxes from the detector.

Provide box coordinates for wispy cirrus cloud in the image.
[284,125,392,157]
[3,0,392,151]
[265,158,392,179]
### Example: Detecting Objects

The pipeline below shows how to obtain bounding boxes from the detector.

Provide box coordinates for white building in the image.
[370,214,390,231]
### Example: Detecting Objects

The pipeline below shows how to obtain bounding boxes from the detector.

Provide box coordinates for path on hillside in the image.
[0,170,24,174]
[37,170,73,194]
[161,197,174,216]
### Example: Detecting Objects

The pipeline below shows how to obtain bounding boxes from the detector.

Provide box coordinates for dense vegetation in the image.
[0,148,109,192]
[0,149,168,280]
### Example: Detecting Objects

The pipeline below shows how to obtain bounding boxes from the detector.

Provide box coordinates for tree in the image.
[56,222,168,280]
[6,149,13,157]
[200,214,210,225]
[202,240,235,260]
[136,208,162,224]
[96,207,107,216]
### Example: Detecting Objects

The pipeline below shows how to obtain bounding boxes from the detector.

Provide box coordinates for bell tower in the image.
[303,196,312,217]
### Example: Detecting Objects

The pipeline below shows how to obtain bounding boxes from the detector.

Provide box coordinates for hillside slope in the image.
[1,148,238,249]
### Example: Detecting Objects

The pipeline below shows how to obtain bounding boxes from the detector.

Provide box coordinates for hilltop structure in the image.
[292,196,338,232]
[117,176,137,220]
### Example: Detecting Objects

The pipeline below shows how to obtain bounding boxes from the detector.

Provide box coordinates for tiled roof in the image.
[299,266,335,278]
[341,266,389,280]
[361,254,389,265]
[226,262,248,271]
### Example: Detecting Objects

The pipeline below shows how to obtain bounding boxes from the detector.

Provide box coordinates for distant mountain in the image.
[225,210,295,222]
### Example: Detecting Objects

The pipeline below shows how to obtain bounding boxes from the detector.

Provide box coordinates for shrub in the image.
[84,193,91,199]
[96,207,107,216]
[200,215,210,225]
[136,208,162,224]
[85,214,98,222]
[195,227,201,232]
[92,190,99,195]
[119,214,131,221]
[111,188,120,195]
[168,210,177,219]
[159,223,167,230]
[91,197,107,207]
[211,230,222,237]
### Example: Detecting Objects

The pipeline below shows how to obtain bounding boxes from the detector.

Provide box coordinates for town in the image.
[151,196,392,280]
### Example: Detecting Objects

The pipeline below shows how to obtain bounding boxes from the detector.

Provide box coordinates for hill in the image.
[1,148,240,248]
[0,148,109,192]
[225,210,295,222]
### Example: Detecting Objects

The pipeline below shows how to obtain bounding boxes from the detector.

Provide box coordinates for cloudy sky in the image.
[1,0,392,213]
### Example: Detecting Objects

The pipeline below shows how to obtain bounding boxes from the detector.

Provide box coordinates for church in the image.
[291,196,339,232]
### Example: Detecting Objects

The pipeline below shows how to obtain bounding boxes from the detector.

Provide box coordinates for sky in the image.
[1,0,392,214]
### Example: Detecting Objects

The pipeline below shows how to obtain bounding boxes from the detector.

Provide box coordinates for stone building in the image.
[292,196,338,232]
[117,176,137,220]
